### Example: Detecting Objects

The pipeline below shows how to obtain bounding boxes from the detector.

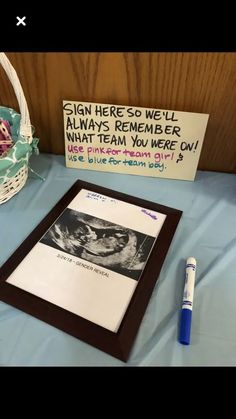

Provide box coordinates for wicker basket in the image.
[0,53,39,204]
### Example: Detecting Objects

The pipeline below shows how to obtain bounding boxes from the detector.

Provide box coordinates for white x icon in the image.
[16,16,26,26]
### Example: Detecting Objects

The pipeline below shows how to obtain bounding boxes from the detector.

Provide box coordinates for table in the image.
[0,153,235,366]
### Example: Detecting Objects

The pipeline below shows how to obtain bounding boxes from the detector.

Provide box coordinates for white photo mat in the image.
[6,188,166,332]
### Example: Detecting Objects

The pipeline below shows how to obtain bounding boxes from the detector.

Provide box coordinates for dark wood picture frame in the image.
[0,180,182,361]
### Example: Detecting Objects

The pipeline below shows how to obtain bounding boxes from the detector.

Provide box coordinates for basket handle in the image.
[0,52,33,143]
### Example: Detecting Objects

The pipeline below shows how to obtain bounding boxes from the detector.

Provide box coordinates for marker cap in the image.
[179,308,192,345]
[187,256,196,266]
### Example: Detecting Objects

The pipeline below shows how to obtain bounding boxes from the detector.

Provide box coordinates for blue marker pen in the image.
[179,257,197,345]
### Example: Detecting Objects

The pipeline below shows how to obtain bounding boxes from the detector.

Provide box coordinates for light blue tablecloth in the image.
[1,153,236,366]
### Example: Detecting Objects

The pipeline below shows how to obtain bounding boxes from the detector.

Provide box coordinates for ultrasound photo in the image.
[40,208,156,280]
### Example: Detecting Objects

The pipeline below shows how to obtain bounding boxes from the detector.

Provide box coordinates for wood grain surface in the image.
[0,52,236,173]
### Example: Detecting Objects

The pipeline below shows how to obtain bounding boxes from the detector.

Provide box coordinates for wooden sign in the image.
[63,101,209,181]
